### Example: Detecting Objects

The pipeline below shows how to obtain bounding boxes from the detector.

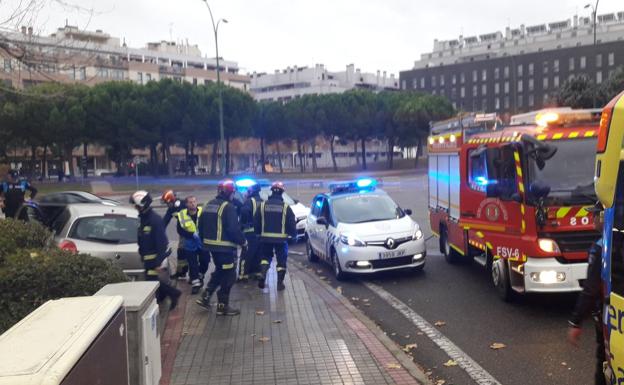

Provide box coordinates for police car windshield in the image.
[259,188,295,205]
[332,194,404,224]
[527,138,597,205]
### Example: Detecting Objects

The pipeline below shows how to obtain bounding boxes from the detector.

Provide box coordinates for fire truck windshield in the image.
[527,138,597,205]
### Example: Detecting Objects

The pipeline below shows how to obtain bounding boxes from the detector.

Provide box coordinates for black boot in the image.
[258,265,269,289]
[196,289,214,310]
[216,303,240,316]
[277,270,286,291]
[191,279,202,295]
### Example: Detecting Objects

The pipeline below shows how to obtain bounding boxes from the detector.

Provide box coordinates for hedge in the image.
[0,219,51,261]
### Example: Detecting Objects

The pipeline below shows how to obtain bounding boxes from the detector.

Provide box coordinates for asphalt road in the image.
[149,174,596,385]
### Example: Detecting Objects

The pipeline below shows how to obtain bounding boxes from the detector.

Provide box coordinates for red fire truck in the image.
[428,109,601,300]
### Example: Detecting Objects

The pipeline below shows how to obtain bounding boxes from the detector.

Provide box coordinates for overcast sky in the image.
[12,0,624,75]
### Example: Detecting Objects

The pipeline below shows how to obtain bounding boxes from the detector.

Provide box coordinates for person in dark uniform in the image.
[161,190,188,279]
[176,196,208,294]
[1,169,37,219]
[568,202,618,385]
[238,182,263,282]
[255,181,296,291]
[131,190,181,310]
[196,179,247,316]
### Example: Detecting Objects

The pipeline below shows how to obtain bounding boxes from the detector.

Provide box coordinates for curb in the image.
[290,260,432,385]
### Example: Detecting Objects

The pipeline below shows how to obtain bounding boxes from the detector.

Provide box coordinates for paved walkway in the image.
[160,261,428,385]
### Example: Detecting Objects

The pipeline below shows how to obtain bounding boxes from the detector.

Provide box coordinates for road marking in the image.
[289,251,304,256]
[364,282,502,385]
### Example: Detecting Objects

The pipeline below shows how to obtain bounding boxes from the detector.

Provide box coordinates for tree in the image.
[342,90,377,170]
[319,94,348,172]
[602,66,624,102]
[555,76,602,108]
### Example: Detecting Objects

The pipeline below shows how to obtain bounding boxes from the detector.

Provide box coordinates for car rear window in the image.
[69,215,138,244]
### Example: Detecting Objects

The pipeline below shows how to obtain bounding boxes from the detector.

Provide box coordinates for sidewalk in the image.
[159,261,429,385]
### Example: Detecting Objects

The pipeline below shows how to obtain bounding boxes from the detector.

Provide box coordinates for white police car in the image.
[305,179,425,280]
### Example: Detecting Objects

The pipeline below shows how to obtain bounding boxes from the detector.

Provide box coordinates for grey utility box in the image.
[0,296,129,385]
[96,281,162,385]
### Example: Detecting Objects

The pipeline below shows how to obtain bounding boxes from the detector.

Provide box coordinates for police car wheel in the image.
[306,238,319,263]
[331,249,346,281]
[491,259,514,302]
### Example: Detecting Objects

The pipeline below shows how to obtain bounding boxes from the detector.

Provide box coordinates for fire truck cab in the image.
[429,109,601,300]
[594,91,624,383]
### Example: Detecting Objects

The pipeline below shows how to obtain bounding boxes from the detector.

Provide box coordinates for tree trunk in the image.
[260,137,266,174]
[276,141,284,173]
[190,141,196,176]
[42,144,48,180]
[225,136,231,174]
[415,137,423,167]
[150,143,158,177]
[161,143,167,175]
[311,138,318,172]
[210,141,218,175]
[184,142,190,176]
[329,135,338,172]
[30,145,36,177]
[82,143,88,179]
[165,141,173,176]
[387,136,395,170]
[296,139,304,173]
[353,141,359,166]
[361,138,367,171]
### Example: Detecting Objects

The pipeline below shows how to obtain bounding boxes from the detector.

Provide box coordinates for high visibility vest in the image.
[244,197,259,233]
[177,207,202,234]
[202,200,238,249]
[260,201,289,240]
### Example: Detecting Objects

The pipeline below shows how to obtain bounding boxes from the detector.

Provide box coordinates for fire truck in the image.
[428,109,601,300]
[594,90,624,383]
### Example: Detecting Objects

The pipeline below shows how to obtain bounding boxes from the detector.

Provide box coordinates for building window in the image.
[401,80,406,90]
[412,78,418,89]
[78,67,86,81]
[482,84,487,95]
[543,61,549,74]
[528,94,534,107]
[452,87,457,98]
[460,72,465,84]
[137,72,143,84]
[472,85,478,97]
[517,64,523,77]
[461,87,465,97]
[473,70,478,82]
[517,80,523,92]
[495,97,501,110]
[482,69,487,81]
[553,59,559,73]
[504,81,510,94]
[481,99,487,111]
[452,74,457,85]
[504,96,510,109]
[193,78,198,86]
[596,54,603,68]
[420,77,425,88]
[543,77,549,89]
[569,57,575,71]
[3,59,11,72]
[440,75,445,86]
[504,66,510,78]
[97,67,109,78]
[580,56,586,69]
[432,75,437,87]
[528,78,534,91]
[528,63,534,76]
[597,71,603,84]
[495,83,500,94]
[543,94,549,104]
[609,52,615,66]
[553,75,560,88]
[494,67,500,80]
[432,89,437,95]
[146,73,152,82]
[518,94,524,107]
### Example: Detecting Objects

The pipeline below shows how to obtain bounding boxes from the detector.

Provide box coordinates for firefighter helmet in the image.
[161,189,176,204]
[130,190,152,210]
[218,179,236,196]
[271,181,285,193]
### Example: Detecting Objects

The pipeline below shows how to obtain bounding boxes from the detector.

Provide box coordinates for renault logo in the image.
[385,238,395,249]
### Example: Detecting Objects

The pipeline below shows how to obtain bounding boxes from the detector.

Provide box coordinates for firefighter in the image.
[567,202,620,385]
[196,179,247,316]
[255,181,296,291]
[1,169,37,219]
[238,182,263,282]
[161,190,188,279]
[176,196,208,294]
[131,190,181,310]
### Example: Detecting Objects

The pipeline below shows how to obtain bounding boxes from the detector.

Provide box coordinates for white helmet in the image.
[130,190,152,210]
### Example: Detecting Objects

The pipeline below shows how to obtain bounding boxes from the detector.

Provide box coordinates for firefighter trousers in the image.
[145,267,181,303]
[205,251,237,305]
[260,242,288,273]
[239,233,260,278]
[176,247,188,277]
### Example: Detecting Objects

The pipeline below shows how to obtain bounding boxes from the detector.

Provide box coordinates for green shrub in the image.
[0,248,128,333]
[0,219,52,261]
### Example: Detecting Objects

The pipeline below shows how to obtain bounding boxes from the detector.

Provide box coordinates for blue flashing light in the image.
[356,178,376,188]
[235,178,257,189]
[329,178,378,194]
[315,199,323,208]
[475,176,490,186]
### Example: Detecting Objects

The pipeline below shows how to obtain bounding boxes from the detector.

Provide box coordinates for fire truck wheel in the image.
[440,226,461,264]
[491,259,514,302]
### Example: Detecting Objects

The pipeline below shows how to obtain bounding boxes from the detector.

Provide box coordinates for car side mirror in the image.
[404,209,413,216]
[316,217,328,227]
[294,199,299,204]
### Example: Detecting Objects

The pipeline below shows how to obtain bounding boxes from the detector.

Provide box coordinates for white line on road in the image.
[289,251,304,256]
[364,282,502,385]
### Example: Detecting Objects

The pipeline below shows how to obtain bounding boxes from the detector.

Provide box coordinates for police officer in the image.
[161,190,188,279]
[255,181,296,291]
[238,182,263,282]
[196,179,247,316]
[1,170,37,219]
[131,190,181,310]
[176,196,208,294]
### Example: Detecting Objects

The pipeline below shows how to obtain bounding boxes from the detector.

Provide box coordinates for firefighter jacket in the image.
[176,207,203,251]
[137,208,169,275]
[240,194,262,233]
[254,194,296,243]
[198,195,246,252]
[164,199,186,227]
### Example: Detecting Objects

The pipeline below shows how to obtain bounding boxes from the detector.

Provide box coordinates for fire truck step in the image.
[474,254,487,267]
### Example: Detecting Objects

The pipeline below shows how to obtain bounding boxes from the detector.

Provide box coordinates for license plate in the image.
[378,250,406,259]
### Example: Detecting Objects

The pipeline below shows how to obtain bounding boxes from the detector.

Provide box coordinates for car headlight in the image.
[413,228,423,240]
[538,238,560,253]
[339,233,366,247]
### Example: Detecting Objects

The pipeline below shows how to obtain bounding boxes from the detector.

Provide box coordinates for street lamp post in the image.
[202,0,228,176]
[585,1,600,107]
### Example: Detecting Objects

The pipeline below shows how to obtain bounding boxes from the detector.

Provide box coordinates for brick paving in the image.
[162,262,425,385]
